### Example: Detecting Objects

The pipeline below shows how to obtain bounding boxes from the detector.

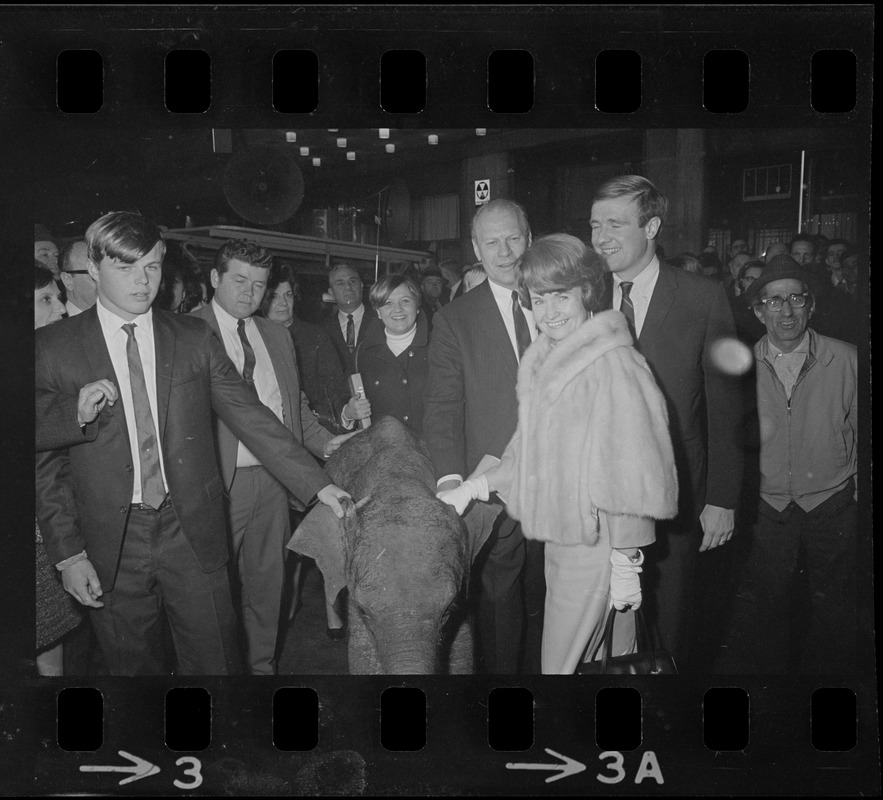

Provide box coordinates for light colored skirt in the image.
[541,517,637,674]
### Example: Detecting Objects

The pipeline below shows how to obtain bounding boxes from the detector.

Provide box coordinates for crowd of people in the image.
[33,175,861,677]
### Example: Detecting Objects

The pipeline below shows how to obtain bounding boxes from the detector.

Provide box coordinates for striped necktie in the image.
[620,281,637,342]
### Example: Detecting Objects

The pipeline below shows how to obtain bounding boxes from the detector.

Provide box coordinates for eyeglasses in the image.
[62,270,90,275]
[755,292,809,312]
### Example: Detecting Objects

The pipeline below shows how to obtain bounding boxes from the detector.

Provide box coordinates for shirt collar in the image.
[487,277,520,305]
[212,298,252,331]
[767,330,810,358]
[613,254,660,294]
[338,303,364,322]
[96,297,154,337]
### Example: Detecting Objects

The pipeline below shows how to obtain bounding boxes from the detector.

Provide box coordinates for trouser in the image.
[748,482,857,674]
[227,466,291,675]
[474,512,526,674]
[89,503,241,676]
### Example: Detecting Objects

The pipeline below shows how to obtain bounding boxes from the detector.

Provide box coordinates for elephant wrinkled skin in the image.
[288,416,500,674]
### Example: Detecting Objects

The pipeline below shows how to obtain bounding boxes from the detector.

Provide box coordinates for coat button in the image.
[409,351,414,357]
[119,506,127,514]
[402,378,408,384]
[403,415,409,421]
[125,464,133,472]
[374,380,380,386]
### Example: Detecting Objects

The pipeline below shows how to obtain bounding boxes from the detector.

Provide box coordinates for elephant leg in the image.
[446,616,475,675]
[346,596,383,675]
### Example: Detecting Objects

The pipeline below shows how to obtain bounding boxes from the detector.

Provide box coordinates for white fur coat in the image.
[501,310,678,547]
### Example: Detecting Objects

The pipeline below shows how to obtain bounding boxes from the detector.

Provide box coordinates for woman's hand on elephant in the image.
[324,431,360,458]
[344,395,372,422]
[316,483,353,519]
[437,475,489,516]
[609,548,644,610]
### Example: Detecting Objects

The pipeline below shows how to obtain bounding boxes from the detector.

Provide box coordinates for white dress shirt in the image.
[487,278,538,361]
[612,255,661,339]
[211,300,284,467]
[95,300,169,503]
[337,304,366,344]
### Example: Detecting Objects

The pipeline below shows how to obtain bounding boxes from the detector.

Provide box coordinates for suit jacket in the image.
[624,262,744,517]
[35,306,333,589]
[423,279,521,479]
[288,315,349,432]
[321,305,384,376]
[192,305,332,491]
[36,390,98,452]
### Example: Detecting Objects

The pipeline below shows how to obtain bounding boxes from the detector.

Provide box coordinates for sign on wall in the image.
[474,179,490,205]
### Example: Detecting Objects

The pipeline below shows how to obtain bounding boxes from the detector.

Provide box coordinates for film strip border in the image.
[6,678,879,794]
[1,6,873,126]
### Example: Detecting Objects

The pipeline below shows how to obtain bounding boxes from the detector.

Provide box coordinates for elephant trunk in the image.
[373,618,441,675]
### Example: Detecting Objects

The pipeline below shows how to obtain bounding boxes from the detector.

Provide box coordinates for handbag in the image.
[575,606,677,675]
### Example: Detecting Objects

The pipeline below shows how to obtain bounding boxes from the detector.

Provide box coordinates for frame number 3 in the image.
[173,757,203,790]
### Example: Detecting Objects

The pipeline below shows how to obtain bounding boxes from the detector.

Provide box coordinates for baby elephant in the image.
[288,416,499,674]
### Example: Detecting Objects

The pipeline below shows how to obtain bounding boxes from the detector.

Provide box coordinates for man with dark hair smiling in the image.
[590,175,743,672]
[36,212,351,676]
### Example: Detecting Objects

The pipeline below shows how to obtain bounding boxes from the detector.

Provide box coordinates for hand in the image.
[437,475,489,516]
[77,379,118,425]
[699,504,735,552]
[61,559,104,608]
[609,549,643,610]
[316,484,352,519]
[344,395,372,422]
[436,479,461,494]
[323,431,360,458]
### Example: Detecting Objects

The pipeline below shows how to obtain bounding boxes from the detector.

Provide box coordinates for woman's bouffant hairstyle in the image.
[86,210,165,265]
[259,261,299,317]
[368,273,422,310]
[517,233,606,314]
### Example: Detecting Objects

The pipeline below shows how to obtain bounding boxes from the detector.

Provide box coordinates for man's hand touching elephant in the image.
[437,475,489,516]
[317,484,353,519]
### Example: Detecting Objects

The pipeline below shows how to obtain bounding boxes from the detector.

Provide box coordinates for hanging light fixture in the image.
[428,134,438,145]
[300,146,309,156]
[337,137,347,148]
[346,151,356,161]
[385,143,395,153]
[285,131,297,142]
[312,157,321,167]
[379,128,390,139]
[475,128,487,136]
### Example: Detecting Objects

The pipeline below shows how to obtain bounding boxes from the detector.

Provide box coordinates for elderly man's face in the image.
[753,278,813,353]
[329,266,363,313]
[472,207,530,290]
[60,241,98,311]
[790,241,815,265]
[35,240,59,276]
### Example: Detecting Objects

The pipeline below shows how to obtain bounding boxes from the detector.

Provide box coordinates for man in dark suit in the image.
[36,211,351,676]
[590,176,744,671]
[193,239,342,674]
[321,263,383,376]
[423,198,538,674]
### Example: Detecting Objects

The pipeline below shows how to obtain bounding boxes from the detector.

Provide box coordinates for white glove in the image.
[609,548,644,611]
[437,475,489,516]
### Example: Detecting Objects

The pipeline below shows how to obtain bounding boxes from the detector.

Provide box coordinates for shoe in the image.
[326,626,345,641]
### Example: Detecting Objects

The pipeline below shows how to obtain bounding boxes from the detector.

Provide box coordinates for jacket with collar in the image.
[495,310,678,548]
[355,312,430,435]
[754,328,857,511]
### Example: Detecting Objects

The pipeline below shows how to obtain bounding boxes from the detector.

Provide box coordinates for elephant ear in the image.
[462,500,503,564]
[287,503,347,604]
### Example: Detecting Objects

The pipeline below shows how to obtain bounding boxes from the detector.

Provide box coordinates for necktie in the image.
[345,314,355,350]
[122,323,166,509]
[237,319,256,384]
[620,281,637,342]
[511,291,532,359]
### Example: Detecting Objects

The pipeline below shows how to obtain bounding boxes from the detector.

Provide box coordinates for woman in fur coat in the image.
[439,234,678,674]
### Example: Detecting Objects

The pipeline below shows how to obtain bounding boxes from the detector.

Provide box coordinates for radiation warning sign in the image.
[474,179,490,205]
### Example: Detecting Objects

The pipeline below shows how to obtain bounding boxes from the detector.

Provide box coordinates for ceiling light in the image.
[347,151,356,161]
[312,157,321,167]
[379,128,390,139]
[328,128,338,132]
[428,134,438,145]
[337,138,346,148]
[300,146,309,156]
[475,128,487,136]
[285,131,297,143]
[385,143,395,153]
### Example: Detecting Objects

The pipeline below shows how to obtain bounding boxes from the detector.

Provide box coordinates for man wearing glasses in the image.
[746,254,858,673]
[59,241,97,317]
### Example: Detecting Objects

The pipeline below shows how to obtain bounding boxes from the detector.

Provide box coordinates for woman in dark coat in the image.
[347,274,430,436]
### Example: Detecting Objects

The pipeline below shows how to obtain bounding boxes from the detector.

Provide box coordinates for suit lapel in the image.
[639,263,678,349]
[151,311,176,439]
[254,317,295,432]
[477,280,519,374]
[81,308,131,448]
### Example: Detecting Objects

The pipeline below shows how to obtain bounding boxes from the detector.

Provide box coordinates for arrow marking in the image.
[80,750,161,786]
[506,748,587,784]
